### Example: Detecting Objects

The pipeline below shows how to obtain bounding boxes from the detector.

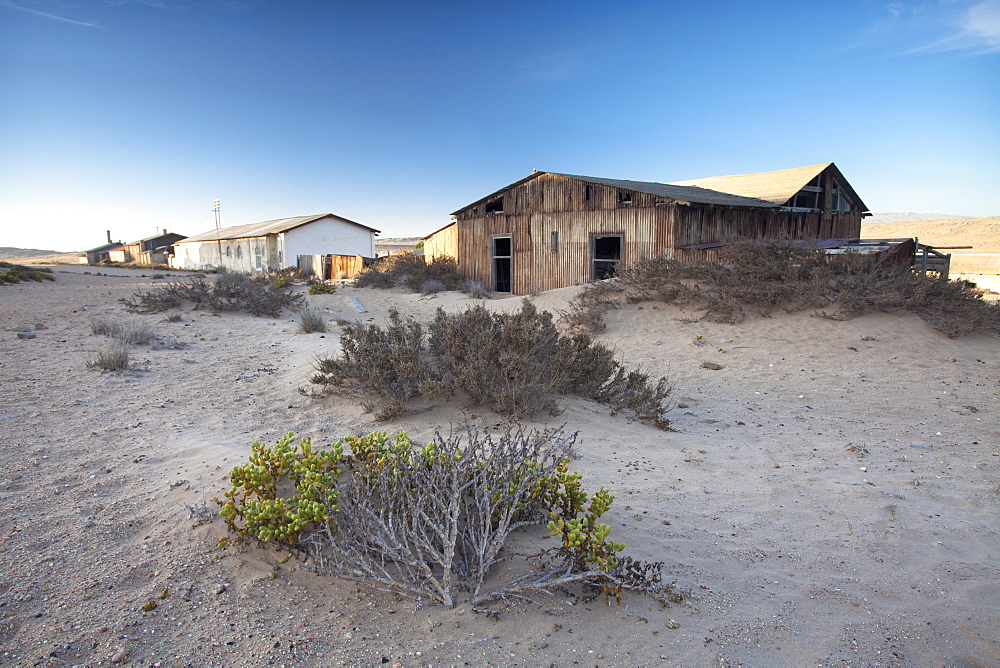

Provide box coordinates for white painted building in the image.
[169,214,379,272]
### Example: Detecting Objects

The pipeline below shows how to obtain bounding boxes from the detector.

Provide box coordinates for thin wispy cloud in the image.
[882,0,1000,54]
[0,0,101,27]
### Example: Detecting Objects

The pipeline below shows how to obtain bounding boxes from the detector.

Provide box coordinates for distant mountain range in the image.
[866,213,972,224]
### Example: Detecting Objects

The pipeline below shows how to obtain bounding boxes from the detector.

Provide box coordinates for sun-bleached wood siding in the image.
[444,172,863,295]
[423,223,458,263]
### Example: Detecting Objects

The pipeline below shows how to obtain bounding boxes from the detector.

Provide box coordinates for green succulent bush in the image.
[308,283,337,295]
[215,427,673,609]
[0,262,54,284]
[215,433,343,545]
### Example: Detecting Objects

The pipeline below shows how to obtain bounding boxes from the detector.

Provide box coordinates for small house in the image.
[169,214,379,273]
[84,241,124,264]
[427,162,868,295]
[122,231,188,265]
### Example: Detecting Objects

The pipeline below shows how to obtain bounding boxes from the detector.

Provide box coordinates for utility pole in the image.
[213,199,222,269]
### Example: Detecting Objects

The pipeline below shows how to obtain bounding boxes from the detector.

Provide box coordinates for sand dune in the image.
[1,266,997,665]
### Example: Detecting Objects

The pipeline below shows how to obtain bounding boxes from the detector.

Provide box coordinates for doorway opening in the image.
[492,235,512,292]
[592,235,621,280]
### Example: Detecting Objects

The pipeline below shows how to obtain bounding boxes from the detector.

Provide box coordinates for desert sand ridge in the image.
[1,265,998,665]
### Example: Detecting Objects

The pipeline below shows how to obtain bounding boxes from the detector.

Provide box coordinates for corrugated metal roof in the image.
[550,173,780,208]
[85,242,123,253]
[180,214,380,243]
[451,171,780,215]
[668,163,833,206]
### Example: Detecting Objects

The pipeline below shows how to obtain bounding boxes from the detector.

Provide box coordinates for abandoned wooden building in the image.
[423,162,869,295]
[121,231,188,265]
[170,214,379,273]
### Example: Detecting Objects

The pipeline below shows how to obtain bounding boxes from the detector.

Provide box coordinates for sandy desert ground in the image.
[861,218,1000,293]
[1,265,998,666]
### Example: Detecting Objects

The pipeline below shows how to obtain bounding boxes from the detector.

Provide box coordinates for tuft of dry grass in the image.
[86,340,131,371]
[90,317,154,345]
[297,308,327,334]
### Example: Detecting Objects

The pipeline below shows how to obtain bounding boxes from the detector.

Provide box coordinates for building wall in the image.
[169,219,376,272]
[423,223,458,263]
[452,172,864,295]
[282,217,376,265]
[170,236,272,272]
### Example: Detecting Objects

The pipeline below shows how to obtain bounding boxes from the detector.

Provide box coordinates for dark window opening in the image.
[617,190,632,205]
[592,235,622,280]
[486,197,504,214]
[226,246,232,257]
[492,235,512,292]
[585,185,593,201]
[550,231,558,253]
[791,189,820,209]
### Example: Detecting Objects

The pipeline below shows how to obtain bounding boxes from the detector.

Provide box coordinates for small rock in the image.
[16,332,37,340]
[110,648,129,664]
[700,361,723,370]
[34,323,48,330]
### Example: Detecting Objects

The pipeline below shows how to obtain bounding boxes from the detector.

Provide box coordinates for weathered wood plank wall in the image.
[423,223,458,263]
[442,171,864,295]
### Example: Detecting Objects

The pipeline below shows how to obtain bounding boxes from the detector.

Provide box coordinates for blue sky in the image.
[1,0,998,251]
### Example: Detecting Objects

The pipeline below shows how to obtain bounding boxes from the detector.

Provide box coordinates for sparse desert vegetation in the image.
[355,254,486,298]
[2,264,998,665]
[310,301,671,427]
[0,261,55,284]
[564,241,1000,337]
[122,272,304,317]
[215,427,671,608]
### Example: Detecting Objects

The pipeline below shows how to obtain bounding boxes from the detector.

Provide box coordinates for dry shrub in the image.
[297,308,327,334]
[462,279,489,299]
[561,280,622,333]
[86,340,131,371]
[220,426,674,609]
[568,240,999,337]
[355,255,464,293]
[420,278,447,295]
[90,317,155,345]
[310,309,441,420]
[122,273,304,317]
[311,302,671,428]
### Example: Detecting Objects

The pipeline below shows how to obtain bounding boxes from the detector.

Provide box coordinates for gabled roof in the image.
[85,242,123,253]
[551,173,779,208]
[452,171,779,215]
[668,162,866,209]
[133,231,186,244]
[179,214,380,243]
